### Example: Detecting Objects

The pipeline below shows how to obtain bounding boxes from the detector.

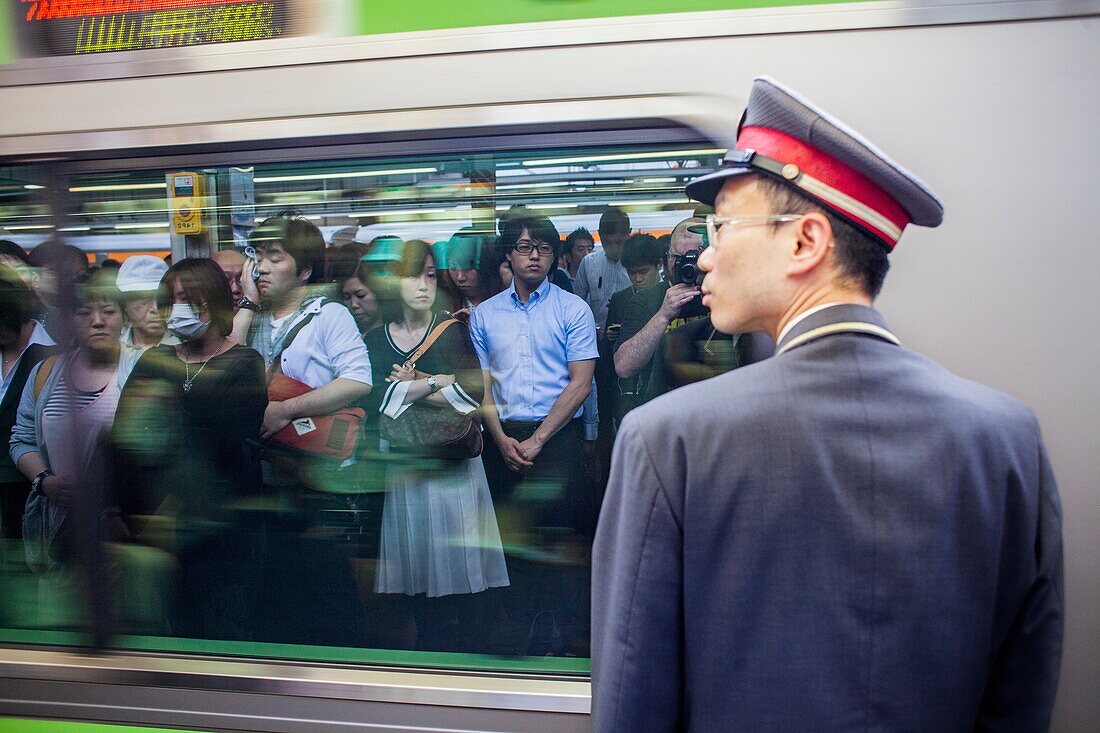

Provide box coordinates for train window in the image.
[0,140,724,674]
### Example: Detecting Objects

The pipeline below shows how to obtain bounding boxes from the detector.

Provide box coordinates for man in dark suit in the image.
[592,76,1064,732]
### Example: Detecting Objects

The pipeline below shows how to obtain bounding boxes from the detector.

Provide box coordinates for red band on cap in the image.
[737,126,910,247]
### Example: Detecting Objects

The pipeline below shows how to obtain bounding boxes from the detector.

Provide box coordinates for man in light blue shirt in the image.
[469,214,599,540]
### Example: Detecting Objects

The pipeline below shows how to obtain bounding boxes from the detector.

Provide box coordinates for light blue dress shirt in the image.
[469,278,599,423]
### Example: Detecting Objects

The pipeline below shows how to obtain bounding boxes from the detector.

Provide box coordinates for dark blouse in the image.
[112,343,267,516]
[363,314,484,419]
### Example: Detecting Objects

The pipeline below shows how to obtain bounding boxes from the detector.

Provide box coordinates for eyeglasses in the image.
[513,240,555,257]
[704,214,804,249]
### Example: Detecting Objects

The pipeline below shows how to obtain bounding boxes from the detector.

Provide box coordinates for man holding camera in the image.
[613,217,771,411]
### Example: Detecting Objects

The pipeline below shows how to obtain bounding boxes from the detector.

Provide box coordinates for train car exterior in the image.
[1,2,1098,731]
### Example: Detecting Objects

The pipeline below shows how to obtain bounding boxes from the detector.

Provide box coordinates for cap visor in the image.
[685,166,754,206]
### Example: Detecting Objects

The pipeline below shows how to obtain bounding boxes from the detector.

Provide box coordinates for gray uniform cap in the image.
[685,76,944,248]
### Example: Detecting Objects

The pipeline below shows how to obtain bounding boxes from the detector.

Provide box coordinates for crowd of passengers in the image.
[0,205,772,654]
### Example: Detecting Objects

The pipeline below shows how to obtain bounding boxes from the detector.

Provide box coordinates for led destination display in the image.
[16,0,292,54]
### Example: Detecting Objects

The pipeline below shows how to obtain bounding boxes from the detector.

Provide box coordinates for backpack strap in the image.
[33,355,58,400]
[404,318,458,371]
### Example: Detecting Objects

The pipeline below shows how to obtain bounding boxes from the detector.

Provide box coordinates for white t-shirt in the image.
[256,298,373,389]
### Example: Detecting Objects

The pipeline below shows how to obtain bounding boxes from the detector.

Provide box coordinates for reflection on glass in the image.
[1,144,727,672]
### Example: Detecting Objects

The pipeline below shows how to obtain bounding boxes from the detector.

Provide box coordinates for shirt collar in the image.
[776,302,846,344]
[28,321,55,348]
[508,278,551,308]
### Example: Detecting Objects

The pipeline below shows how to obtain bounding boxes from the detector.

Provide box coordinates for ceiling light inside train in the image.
[70,182,167,192]
[521,148,725,167]
[254,167,438,183]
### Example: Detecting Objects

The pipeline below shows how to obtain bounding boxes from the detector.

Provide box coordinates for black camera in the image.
[671,249,703,286]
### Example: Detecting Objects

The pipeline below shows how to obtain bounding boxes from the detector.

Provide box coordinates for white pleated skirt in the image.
[375,455,510,597]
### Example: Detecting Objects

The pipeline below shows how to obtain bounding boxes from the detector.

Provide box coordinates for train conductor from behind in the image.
[592,76,1064,733]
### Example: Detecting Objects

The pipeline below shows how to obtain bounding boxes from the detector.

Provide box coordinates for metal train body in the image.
[0,2,1098,731]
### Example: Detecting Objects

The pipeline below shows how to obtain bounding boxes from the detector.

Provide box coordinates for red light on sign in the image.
[23,0,249,21]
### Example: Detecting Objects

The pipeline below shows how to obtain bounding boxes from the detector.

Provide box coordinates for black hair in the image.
[251,211,325,283]
[482,237,510,297]
[27,239,88,277]
[162,258,235,337]
[598,207,630,238]
[620,233,664,270]
[564,227,594,252]
[70,268,123,312]
[377,239,440,324]
[324,242,369,283]
[0,239,30,265]
[500,215,562,257]
[756,175,890,298]
[656,233,672,259]
[0,263,41,335]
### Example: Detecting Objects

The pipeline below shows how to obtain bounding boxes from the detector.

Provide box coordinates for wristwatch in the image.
[427,375,439,393]
[236,297,260,312]
[31,469,52,494]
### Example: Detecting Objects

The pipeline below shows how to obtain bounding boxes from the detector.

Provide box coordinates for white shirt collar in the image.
[777,303,847,344]
[28,320,55,348]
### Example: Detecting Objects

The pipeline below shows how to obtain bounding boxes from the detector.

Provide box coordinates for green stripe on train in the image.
[0,721,204,733]
[353,0,874,35]
[0,628,590,675]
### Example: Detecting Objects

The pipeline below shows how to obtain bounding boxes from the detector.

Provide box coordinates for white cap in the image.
[116,255,168,292]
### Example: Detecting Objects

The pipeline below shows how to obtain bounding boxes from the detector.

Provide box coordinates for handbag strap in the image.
[405,318,458,370]
[265,299,331,378]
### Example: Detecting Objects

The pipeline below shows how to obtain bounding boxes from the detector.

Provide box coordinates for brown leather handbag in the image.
[378,319,483,461]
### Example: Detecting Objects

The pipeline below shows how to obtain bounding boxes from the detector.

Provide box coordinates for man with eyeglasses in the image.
[592,77,1063,732]
[469,214,599,546]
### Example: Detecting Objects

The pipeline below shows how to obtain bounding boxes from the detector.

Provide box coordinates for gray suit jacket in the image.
[592,304,1063,733]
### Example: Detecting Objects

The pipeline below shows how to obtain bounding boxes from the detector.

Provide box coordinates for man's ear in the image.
[786,212,833,278]
[297,266,313,286]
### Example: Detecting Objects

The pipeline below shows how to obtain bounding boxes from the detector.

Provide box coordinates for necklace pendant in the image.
[182,378,193,394]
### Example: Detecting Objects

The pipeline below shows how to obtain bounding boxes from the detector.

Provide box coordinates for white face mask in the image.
[166,302,210,341]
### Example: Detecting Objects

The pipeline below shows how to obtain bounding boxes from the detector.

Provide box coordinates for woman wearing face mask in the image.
[364,240,508,652]
[110,258,267,637]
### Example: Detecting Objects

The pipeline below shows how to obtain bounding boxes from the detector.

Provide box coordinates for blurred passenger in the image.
[614,218,772,411]
[438,227,503,321]
[0,265,55,541]
[234,214,373,460]
[0,239,31,268]
[560,227,594,290]
[470,214,598,532]
[10,270,124,572]
[116,256,176,381]
[111,258,267,638]
[99,259,121,273]
[210,249,247,313]
[605,234,663,426]
[364,239,508,650]
[574,208,631,330]
[27,239,89,342]
[320,244,381,338]
[232,216,374,646]
[606,233,663,349]
[341,262,383,338]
